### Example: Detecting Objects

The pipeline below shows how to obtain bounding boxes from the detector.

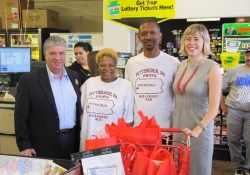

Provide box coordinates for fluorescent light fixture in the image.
[187,18,220,22]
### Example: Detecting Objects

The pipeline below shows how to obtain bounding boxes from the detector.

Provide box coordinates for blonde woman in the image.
[172,24,222,175]
[79,48,134,151]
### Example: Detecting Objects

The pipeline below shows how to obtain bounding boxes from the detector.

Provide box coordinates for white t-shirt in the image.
[79,76,134,151]
[125,51,180,128]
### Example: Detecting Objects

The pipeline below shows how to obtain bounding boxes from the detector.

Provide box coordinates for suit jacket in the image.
[14,66,82,158]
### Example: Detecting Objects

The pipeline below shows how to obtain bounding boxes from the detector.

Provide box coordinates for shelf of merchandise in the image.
[213,89,230,160]
[0,28,70,62]
[0,75,10,94]
[209,29,222,64]
[222,35,248,63]
[10,34,40,61]
[0,34,6,47]
[0,100,15,109]
[222,23,250,63]
[213,88,246,161]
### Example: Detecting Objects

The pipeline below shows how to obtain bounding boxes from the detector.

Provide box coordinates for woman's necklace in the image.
[177,57,204,95]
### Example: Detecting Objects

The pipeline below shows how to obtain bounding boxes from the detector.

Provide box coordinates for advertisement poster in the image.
[223,23,250,36]
[223,23,250,61]
[104,0,175,29]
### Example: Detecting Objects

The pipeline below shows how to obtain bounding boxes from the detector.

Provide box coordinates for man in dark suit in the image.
[14,35,82,160]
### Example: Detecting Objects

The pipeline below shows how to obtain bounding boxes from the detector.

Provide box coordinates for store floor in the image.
[212,159,234,175]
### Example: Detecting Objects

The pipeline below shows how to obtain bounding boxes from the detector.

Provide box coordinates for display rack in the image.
[0,34,6,47]
[213,88,246,161]
[222,23,250,64]
[0,75,10,95]
[10,33,39,60]
[0,28,70,61]
[117,52,132,78]
[209,28,222,63]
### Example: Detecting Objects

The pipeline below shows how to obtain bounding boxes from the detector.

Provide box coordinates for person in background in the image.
[79,48,134,151]
[87,50,99,77]
[220,47,250,175]
[14,35,82,160]
[68,42,92,86]
[172,24,222,175]
[125,19,179,131]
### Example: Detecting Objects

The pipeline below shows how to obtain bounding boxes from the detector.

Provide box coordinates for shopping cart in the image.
[161,128,190,175]
[122,128,190,175]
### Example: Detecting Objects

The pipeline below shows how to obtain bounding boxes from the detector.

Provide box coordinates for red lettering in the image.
[237,26,250,33]
[238,18,245,22]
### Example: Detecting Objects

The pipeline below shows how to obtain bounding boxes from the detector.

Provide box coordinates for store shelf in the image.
[11,44,39,47]
[0,101,15,109]
[224,35,250,37]
[213,145,231,161]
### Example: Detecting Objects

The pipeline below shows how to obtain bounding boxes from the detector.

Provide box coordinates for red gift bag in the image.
[123,137,176,175]
[131,147,176,175]
[85,136,118,151]
[120,140,151,175]
[178,146,190,175]
[105,111,161,145]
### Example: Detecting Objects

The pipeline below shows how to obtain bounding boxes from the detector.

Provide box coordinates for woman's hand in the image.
[182,127,200,139]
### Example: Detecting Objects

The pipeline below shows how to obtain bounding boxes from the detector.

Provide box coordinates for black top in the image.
[68,61,91,86]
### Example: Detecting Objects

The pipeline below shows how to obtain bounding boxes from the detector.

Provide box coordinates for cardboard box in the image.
[0,0,34,14]
[0,109,15,134]
[0,135,19,155]
[0,154,82,175]
[1,12,21,29]
[22,9,59,28]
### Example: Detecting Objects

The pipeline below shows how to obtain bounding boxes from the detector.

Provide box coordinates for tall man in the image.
[125,19,180,130]
[220,47,250,175]
[14,35,82,159]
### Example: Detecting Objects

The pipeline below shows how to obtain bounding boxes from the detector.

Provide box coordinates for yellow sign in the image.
[104,0,175,29]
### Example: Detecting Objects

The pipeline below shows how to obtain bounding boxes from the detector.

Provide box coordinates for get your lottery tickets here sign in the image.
[104,0,175,29]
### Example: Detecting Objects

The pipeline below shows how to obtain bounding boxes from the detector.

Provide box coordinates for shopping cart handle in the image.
[160,128,182,132]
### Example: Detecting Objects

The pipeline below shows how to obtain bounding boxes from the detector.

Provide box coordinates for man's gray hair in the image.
[43,35,67,53]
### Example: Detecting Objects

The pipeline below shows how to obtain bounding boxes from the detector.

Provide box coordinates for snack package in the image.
[43,161,67,175]
[1,158,47,175]
[0,158,66,175]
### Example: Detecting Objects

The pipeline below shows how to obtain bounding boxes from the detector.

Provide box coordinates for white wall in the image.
[175,0,250,19]
[103,20,136,54]
[103,0,250,54]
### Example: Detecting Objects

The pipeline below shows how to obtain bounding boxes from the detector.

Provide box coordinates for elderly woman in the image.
[79,48,134,151]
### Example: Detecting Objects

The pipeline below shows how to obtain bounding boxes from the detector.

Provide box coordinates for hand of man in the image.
[20,149,36,157]
[220,104,228,115]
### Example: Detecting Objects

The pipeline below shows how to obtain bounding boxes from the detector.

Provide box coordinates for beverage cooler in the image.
[222,23,250,63]
[0,34,7,47]
[0,28,69,61]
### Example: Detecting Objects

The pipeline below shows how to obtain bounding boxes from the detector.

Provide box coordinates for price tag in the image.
[225,40,241,52]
